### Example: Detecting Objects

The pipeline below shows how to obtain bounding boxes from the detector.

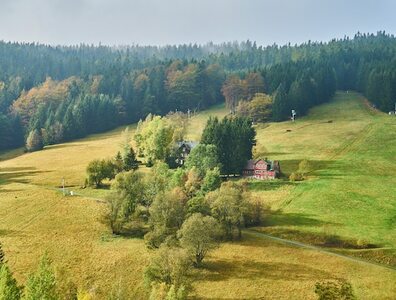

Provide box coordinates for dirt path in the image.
[246,229,396,272]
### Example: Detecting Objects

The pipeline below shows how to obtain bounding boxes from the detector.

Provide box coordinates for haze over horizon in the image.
[0,0,395,47]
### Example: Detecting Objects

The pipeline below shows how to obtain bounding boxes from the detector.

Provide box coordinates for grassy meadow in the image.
[0,91,396,299]
[251,92,396,253]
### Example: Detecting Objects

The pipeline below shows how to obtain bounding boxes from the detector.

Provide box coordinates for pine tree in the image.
[272,83,288,121]
[0,264,21,300]
[114,151,124,173]
[24,253,57,300]
[123,147,139,171]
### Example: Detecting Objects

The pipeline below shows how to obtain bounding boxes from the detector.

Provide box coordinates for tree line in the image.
[1,32,396,151]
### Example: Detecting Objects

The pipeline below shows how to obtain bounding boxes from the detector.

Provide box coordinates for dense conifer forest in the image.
[1,31,396,151]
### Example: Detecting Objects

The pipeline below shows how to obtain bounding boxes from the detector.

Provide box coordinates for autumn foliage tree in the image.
[236,93,272,122]
[25,129,44,152]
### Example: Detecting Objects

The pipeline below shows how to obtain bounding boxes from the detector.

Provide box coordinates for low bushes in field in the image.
[314,279,356,300]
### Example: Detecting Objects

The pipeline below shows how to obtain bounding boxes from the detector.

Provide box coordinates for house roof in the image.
[244,159,256,170]
[244,158,279,171]
[176,141,199,149]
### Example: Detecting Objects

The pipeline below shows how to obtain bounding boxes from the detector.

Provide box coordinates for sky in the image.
[0,0,395,47]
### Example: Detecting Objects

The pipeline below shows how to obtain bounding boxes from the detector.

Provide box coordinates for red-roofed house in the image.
[242,158,280,180]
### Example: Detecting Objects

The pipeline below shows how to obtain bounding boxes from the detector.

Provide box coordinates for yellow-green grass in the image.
[0,104,229,297]
[185,103,229,141]
[252,91,396,250]
[0,181,149,298]
[191,232,396,299]
[1,93,396,299]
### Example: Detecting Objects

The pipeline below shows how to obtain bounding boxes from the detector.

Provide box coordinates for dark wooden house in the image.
[175,141,198,166]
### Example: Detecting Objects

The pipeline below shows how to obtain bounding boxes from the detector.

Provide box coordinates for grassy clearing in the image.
[1,93,396,298]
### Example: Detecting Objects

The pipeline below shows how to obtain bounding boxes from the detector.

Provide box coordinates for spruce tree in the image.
[0,264,21,300]
[24,253,57,300]
[123,147,139,171]
[272,83,288,121]
[114,151,124,173]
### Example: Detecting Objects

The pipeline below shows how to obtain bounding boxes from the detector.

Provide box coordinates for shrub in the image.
[289,172,304,181]
[314,280,356,300]
[298,159,312,175]
[144,245,191,291]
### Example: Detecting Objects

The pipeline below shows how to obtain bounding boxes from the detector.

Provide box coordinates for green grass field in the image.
[0,92,395,299]
[251,92,396,252]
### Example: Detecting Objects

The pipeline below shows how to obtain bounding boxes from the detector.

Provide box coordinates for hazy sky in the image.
[0,0,395,46]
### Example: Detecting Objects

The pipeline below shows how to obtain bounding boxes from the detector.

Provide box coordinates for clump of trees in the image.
[0,244,62,300]
[222,73,265,113]
[236,93,273,123]
[144,245,190,300]
[134,115,177,164]
[99,117,260,299]
[314,280,356,300]
[85,127,140,188]
[201,116,256,175]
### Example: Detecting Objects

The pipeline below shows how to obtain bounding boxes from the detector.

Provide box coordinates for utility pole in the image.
[291,110,296,122]
[62,177,65,196]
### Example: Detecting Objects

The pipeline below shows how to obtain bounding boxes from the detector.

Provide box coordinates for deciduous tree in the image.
[177,213,221,266]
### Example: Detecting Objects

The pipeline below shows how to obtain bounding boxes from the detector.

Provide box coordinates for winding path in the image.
[246,229,396,272]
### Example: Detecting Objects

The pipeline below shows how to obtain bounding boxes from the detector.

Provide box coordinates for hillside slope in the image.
[0,93,395,299]
[253,91,396,250]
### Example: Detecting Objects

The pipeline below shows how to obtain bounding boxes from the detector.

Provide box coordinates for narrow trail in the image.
[246,229,396,272]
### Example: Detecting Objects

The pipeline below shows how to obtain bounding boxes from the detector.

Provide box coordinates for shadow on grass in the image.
[263,211,332,227]
[195,259,332,284]
[0,229,19,236]
[248,179,296,191]
[44,143,83,151]
[0,167,50,186]
[0,188,23,193]
[278,159,336,177]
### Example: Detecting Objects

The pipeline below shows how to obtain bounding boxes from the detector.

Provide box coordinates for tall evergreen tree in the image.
[24,253,57,300]
[123,147,139,171]
[201,116,255,175]
[0,264,21,300]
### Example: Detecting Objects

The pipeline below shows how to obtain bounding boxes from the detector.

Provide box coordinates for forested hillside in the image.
[1,31,396,151]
